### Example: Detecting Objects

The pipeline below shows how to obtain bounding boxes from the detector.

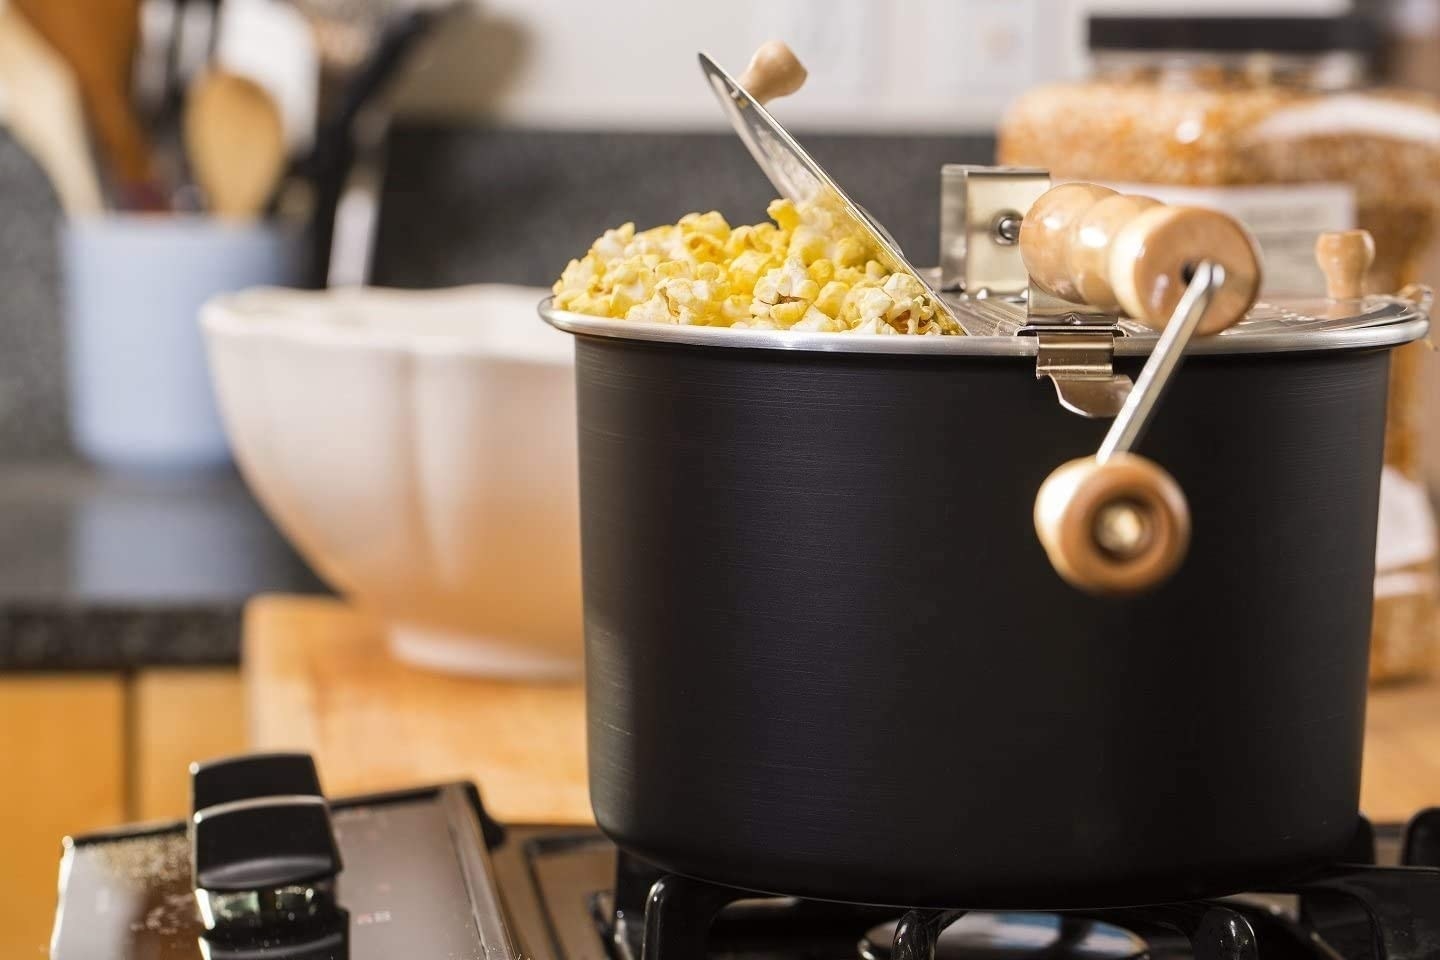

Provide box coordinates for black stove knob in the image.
[189,753,344,938]
[194,796,341,893]
[192,752,325,811]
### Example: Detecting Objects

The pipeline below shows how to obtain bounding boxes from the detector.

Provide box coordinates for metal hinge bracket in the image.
[1029,329,1132,418]
[940,164,1134,417]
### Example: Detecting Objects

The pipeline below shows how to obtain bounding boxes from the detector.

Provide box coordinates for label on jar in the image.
[1101,181,1357,295]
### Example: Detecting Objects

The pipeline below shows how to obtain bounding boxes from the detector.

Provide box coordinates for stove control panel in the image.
[50,753,509,960]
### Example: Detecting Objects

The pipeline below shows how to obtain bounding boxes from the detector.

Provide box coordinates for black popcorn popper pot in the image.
[539,43,1429,908]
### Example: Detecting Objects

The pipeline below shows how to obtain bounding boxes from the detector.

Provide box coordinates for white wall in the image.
[397,0,1078,131]
[396,0,1355,131]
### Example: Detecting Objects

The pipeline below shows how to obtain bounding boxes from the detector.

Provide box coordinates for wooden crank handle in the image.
[1019,183,1262,335]
[738,41,808,105]
[1033,452,1191,595]
[1315,229,1375,299]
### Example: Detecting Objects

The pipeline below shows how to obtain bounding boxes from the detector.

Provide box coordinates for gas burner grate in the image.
[571,810,1440,960]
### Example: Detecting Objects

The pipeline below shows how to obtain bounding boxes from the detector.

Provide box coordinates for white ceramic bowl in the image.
[201,285,582,679]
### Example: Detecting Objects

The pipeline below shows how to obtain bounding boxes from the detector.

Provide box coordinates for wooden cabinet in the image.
[133,668,246,820]
[0,675,126,958]
[0,669,244,957]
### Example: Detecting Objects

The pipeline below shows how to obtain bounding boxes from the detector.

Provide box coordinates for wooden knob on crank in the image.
[1315,229,1375,299]
[1019,183,1261,336]
[738,41,808,105]
[1033,453,1191,595]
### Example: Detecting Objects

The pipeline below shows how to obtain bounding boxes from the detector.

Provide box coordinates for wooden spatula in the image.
[184,70,287,220]
[12,0,152,187]
[0,5,103,214]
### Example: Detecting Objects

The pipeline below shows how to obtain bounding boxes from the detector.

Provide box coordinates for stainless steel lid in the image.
[698,52,956,328]
[540,292,1426,357]
[542,49,1428,357]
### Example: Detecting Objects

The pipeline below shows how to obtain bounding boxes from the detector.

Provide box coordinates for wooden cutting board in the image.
[245,595,1440,825]
[244,595,590,824]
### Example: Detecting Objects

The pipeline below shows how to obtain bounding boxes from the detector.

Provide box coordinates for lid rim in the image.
[1087,15,1380,55]
[539,298,1428,358]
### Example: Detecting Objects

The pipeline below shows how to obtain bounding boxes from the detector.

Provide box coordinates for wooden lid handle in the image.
[1315,229,1374,299]
[1034,453,1190,595]
[1019,182,1261,335]
[738,40,807,105]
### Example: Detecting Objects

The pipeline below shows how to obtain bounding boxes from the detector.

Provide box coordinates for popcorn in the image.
[626,293,676,325]
[719,295,752,326]
[849,286,895,327]
[833,237,868,268]
[768,300,811,328]
[753,258,818,305]
[767,198,801,232]
[657,273,729,326]
[814,280,847,318]
[591,223,636,260]
[552,198,955,336]
[790,306,844,332]
[728,249,777,296]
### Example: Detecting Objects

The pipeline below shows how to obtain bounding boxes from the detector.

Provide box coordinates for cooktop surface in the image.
[49,752,1440,960]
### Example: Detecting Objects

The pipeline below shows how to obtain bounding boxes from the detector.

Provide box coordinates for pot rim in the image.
[539,296,1428,357]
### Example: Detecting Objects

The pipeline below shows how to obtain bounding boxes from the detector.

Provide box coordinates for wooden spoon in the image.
[0,5,103,214]
[12,0,152,187]
[184,70,287,220]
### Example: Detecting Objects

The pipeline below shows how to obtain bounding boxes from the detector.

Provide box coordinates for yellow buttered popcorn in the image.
[552,199,956,335]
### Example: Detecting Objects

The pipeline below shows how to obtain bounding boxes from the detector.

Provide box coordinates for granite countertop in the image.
[0,460,324,670]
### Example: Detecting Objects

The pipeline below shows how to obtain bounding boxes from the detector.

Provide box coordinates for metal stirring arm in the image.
[1098,262,1222,462]
[1033,263,1224,597]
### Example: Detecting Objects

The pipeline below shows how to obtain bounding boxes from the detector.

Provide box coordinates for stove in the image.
[49,753,1440,960]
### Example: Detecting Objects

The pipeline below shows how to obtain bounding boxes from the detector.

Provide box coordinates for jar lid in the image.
[1087,14,1379,55]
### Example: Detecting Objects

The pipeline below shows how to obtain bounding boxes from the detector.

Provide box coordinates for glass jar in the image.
[999,14,1440,291]
[999,14,1440,682]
